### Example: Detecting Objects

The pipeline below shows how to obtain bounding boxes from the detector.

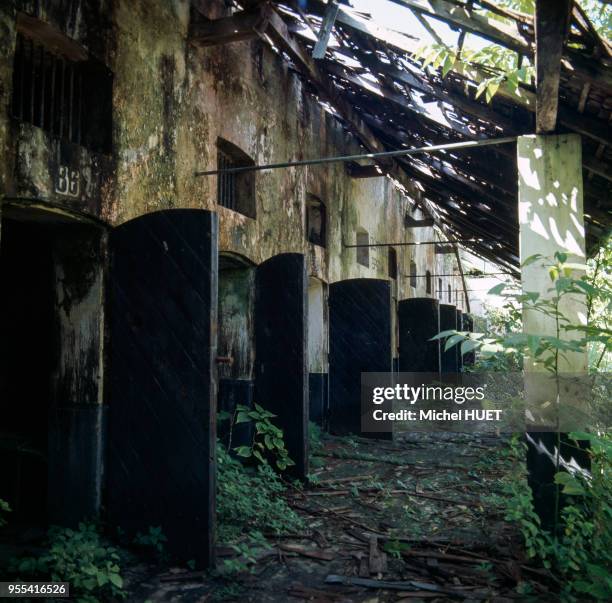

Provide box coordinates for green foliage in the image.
[133,525,167,556]
[383,539,411,559]
[433,252,612,375]
[439,248,612,599]
[216,441,304,572]
[498,433,612,601]
[586,239,612,371]
[308,420,326,470]
[233,403,295,471]
[0,498,10,528]
[414,41,534,104]
[11,523,125,603]
[497,0,611,41]
[415,1,610,105]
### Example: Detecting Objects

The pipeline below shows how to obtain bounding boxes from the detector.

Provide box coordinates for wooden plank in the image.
[263,7,434,215]
[17,12,88,61]
[381,0,531,53]
[535,0,572,133]
[189,6,271,46]
[345,162,383,178]
[306,3,612,144]
[404,215,435,227]
[266,9,389,158]
[312,0,339,59]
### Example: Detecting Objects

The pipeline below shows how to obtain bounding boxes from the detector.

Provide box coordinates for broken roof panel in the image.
[204,0,611,267]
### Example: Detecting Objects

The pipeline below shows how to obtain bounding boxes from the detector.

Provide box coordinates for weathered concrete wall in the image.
[52,226,105,406]
[218,263,255,380]
[0,0,466,308]
[308,277,328,373]
[518,133,587,373]
[0,2,17,242]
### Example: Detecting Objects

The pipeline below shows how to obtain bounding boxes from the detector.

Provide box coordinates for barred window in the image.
[388,247,397,279]
[356,230,369,267]
[217,138,256,218]
[11,29,112,153]
[409,260,417,288]
[306,196,326,247]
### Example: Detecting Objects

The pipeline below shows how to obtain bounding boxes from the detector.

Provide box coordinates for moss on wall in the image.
[0,0,466,308]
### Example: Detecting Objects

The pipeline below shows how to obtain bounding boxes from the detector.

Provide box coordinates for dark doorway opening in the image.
[217,253,256,449]
[0,207,106,532]
[0,218,55,525]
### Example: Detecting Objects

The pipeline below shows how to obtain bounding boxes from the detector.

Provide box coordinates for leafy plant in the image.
[443,248,612,601]
[434,252,611,376]
[414,41,534,103]
[414,1,610,105]
[0,498,10,528]
[383,539,410,559]
[496,0,611,41]
[133,525,167,556]
[11,523,125,602]
[233,403,295,471]
[496,432,612,601]
[216,441,304,573]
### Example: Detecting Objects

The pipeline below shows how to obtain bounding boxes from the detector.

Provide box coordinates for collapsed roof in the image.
[193,0,612,274]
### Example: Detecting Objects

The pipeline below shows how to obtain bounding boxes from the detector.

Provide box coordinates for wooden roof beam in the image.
[189,5,271,45]
[263,7,433,210]
[535,0,572,133]
[312,0,339,59]
[384,0,531,53]
[297,5,612,146]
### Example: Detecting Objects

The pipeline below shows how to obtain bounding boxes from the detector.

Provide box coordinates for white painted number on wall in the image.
[55,165,80,198]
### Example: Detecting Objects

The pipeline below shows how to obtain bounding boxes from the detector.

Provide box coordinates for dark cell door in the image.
[329,278,392,436]
[107,209,218,568]
[255,253,308,479]
[398,298,441,373]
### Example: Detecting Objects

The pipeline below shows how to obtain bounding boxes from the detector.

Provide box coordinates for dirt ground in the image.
[124,432,556,602]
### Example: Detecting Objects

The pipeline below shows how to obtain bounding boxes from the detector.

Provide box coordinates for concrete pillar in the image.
[517,133,589,529]
[0,5,18,245]
[48,227,106,525]
[518,134,587,373]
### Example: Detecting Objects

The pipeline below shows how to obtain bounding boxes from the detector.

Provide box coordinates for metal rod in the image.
[195,136,518,176]
[343,238,490,248]
[405,272,513,278]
